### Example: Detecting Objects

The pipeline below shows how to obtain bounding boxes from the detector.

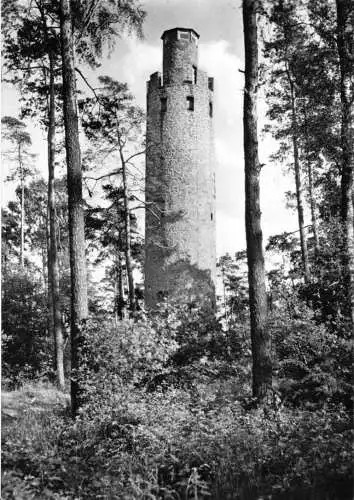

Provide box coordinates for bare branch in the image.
[75,67,100,101]
[84,170,120,182]
[125,149,146,163]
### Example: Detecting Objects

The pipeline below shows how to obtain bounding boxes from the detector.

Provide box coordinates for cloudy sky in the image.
[1,0,297,256]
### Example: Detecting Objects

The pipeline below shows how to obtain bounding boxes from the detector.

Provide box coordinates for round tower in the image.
[145,28,216,308]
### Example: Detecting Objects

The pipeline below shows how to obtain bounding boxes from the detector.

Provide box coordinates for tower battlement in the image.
[147,71,162,91]
[145,29,216,308]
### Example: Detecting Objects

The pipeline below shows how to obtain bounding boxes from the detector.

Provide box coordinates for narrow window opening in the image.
[161,97,167,112]
[178,31,190,40]
[187,96,194,111]
[209,101,213,117]
[193,65,197,84]
[211,212,213,221]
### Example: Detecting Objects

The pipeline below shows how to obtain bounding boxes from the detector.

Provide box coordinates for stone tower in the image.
[145,28,216,308]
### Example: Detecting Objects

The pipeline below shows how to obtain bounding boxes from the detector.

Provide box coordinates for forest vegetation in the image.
[1,0,353,499]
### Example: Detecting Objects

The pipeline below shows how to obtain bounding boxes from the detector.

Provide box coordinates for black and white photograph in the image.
[1,0,353,498]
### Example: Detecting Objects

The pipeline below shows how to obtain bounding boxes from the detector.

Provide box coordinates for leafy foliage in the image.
[72,0,146,67]
[2,373,353,499]
[218,251,249,324]
[2,269,52,387]
[271,312,352,409]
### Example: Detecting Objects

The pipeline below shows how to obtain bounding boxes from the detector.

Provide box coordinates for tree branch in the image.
[84,169,120,182]
[75,67,100,101]
[125,150,146,163]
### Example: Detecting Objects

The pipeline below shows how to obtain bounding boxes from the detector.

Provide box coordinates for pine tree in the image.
[243,0,272,400]
[2,117,36,269]
[80,77,145,316]
[336,0,354,327]
[60,0,88,414]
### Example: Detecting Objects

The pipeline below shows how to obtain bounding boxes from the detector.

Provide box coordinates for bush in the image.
[2,308,353,500]
[270,312,352,409]
[2,269,52,387]
[59,312,352,499]
[74,317,179,409]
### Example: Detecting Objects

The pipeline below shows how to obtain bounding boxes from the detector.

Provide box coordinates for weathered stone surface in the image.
[145,28,216,308]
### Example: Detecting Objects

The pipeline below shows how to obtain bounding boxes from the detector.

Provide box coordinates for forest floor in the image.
[1,383,71,499]
[2,384,69,420]
[1,380,353,500]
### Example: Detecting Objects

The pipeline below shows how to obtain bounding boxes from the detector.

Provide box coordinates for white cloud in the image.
[120,38,161,106]
[217,211,245,255]
[200,41,245,252]
[199,40,243,125]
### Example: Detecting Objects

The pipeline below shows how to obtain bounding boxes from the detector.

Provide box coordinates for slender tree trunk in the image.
[222,267,229,327]
[288,75,311,282]
[37,0,65,389]
[42,238,54,363]
[117,248,124,320]
[41,244,47,289]
[243,0,272,401]
[47,50,65,390]
[303,107,320,258]
[307,157,320,257]
[118,130,136,314]
[40,216,48,281]
[46,214,56,370]
[19,145,25,269]
[336,0,354,326]
[60,0,88,415]
[21,180,25,268]
[114,280,119,326]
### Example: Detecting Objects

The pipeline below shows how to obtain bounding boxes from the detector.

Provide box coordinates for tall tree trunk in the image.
[46,214,56,370]
[47,50,65,390]
[117,129,136,314]
[308,162,320,256]
[41,242,47,290]
[288,74,311,282]
[336,0,354,326]
[117,248,124,320]
[19,145,25,269]
[307,157,320,257]
[60,0,88,415]
[114,280,119,326]
[221,266,229,327]
[303,106,320,258]
[243,0,272,401]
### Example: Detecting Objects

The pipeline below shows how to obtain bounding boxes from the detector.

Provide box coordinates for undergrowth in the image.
[2,315,353,499]
[2,382,352,499]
